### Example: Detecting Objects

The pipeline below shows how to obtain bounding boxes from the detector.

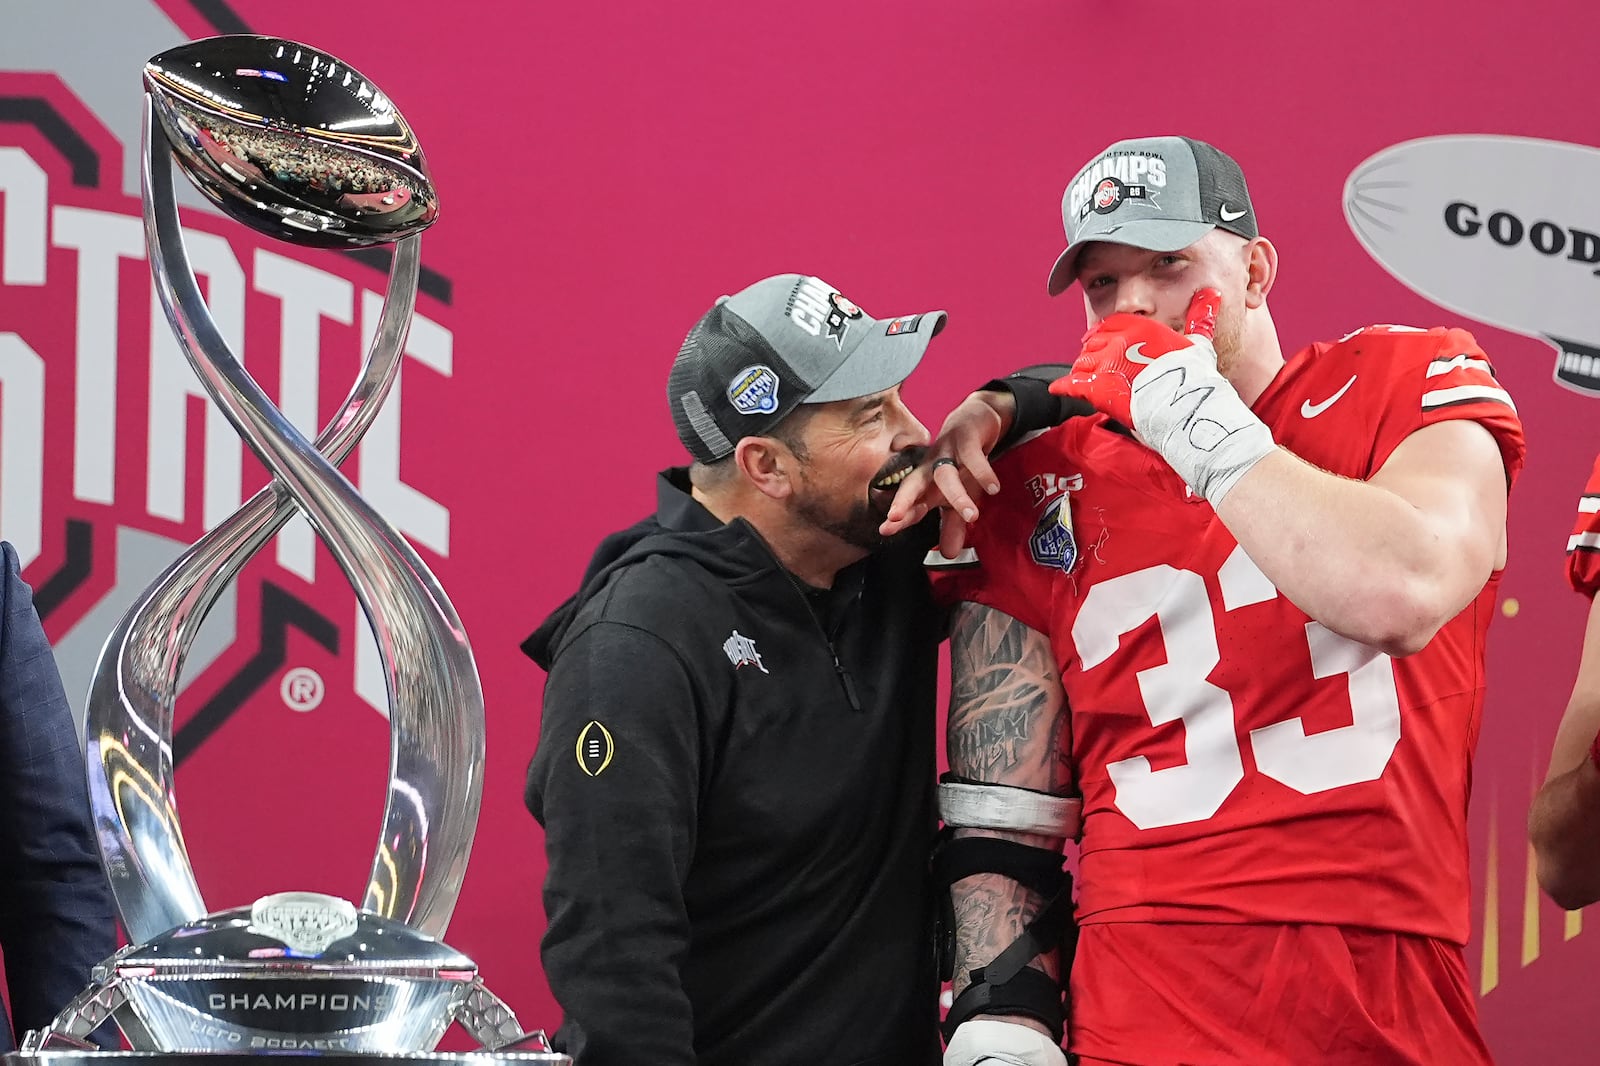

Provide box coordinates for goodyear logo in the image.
[575,720,615,777]
[727,364,781,416]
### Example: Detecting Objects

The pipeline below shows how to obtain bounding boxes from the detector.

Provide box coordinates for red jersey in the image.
[934,326,1524,944]
[1568,453,1600,598]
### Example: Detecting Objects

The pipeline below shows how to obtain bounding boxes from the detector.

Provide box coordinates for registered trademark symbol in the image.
[280,667,325,712]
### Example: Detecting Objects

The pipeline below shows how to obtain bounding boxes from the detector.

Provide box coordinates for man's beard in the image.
[792,486,891,553]
[1210,299,1247,379]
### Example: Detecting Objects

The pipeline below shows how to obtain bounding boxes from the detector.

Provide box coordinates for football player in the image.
[889,136,1524,1066]
[1530,455,1600,909]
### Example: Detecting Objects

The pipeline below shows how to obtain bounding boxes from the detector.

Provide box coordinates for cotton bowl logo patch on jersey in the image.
[1029,494,1078,573]
[728,365,781,415]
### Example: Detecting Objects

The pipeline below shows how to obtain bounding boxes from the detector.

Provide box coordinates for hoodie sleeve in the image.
[526,619,703,1066]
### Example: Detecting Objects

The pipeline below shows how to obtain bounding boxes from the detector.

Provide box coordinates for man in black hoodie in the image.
[523,273,1074,1066]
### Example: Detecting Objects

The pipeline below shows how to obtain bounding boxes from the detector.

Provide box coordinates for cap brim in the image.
[1045,219,1218,296]
[805,311,947,403]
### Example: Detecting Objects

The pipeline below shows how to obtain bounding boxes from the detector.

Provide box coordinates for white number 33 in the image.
[1071,546,1401,830]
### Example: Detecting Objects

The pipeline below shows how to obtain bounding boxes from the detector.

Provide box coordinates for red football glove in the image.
[1049,289,1222,428]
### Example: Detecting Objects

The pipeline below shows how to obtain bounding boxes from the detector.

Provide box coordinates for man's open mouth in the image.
[871,464,915,492]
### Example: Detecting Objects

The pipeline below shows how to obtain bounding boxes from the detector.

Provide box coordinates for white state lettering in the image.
[254,248,355,580]
[147,228,245,531]
[0,146,459,731]
[0,150,49,564]
[29,193,455,557]
[355,294,452,717]
[51,205,145,507]
[0,336,44,566]
[357,293,450,554]
[0,148,47,285]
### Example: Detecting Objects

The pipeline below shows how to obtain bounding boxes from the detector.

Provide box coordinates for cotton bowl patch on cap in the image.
[1046,135,1259,295]
[668,274,946,463]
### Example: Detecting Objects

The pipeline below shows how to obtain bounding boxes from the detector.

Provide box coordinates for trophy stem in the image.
[84,96,484,949]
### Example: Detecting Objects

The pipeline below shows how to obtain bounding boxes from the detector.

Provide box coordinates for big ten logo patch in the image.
[1026,471,1083,506]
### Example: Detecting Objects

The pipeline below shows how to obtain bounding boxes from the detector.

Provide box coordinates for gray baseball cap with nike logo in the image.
[1047,135,1259,295]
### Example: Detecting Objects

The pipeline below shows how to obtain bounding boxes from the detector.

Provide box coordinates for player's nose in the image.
[1113,278,1157,317]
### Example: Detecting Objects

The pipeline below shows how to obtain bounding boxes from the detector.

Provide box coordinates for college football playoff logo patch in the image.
[576,720,616,777]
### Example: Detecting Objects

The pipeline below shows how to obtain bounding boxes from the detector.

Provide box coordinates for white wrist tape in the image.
[944,1018,1068,1066]
[1129,342,1276,505]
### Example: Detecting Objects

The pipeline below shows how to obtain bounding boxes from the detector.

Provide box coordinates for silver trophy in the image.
[14,35,564,1063]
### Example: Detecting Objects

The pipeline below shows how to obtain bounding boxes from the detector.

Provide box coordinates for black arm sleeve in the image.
[525,621,703,1066]
[980,365,1096,453]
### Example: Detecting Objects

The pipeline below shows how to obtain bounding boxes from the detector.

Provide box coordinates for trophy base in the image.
[5,1054,570,1065]
[25,900,553,1057]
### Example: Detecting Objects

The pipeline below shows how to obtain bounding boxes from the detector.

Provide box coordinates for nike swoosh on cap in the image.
[1219,205,1248,222]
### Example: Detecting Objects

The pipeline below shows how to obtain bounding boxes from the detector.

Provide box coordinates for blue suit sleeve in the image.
[0,542,118,1049]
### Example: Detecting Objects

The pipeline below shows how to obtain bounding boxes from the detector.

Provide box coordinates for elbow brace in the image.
[934,775,1081,1045]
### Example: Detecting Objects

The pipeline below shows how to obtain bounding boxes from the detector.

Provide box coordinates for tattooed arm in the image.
[946,601,1072,1029]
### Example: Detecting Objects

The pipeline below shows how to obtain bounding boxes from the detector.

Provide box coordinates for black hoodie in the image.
[523,469,946,1066]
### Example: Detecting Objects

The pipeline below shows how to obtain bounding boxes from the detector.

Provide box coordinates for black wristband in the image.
[982,367,1090,454]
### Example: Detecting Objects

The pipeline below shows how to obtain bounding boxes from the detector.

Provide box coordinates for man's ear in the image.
[734,436,795,500]
[1243,237,1278,308]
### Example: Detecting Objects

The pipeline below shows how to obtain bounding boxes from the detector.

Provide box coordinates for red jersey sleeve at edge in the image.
[1566,452,1600,598]
[1369,327,1525,488]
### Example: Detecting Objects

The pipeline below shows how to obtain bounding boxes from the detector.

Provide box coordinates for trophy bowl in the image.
[143,35,439,247]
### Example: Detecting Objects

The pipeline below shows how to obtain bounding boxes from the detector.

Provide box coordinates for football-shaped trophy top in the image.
[144,35,438,248]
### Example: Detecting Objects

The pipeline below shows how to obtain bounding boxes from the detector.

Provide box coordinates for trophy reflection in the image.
[16,36,561,1061]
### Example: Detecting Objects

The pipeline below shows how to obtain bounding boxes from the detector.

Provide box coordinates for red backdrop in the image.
[0,0,1595,1059]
